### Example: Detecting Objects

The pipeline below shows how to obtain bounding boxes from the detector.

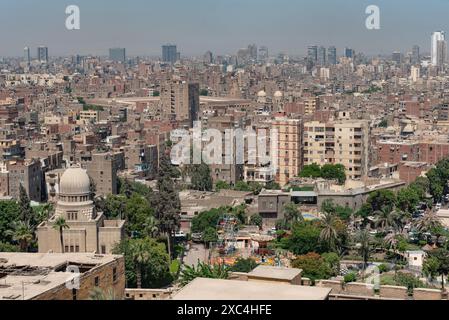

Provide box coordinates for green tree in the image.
[299,163,322,178]
[215,180,231,191]
[282,203,303,226]
[319,212,339,252]
[5,221,33,252]
[190,163,213,191]
[397,187,421,212]
[265,181,281,190]
[367,190,396,213]
[191,208,223,233]
[426,248,449,291]
[179,261,229,287]
[285,222,325,255]
[0,200,20,243]
[143,215,159,238]
[234,181,252,192]
[322,252,341,276]
[356,229,372,272]
[423,256,440,282]
[113,237,172,288]
[291,252,332,282]
[150,155,181,260]
[414,212,442,234]
[52,216,69,253]
[18,184,36,227]
[321,164,346,185]
[203,227,218,247]
[231,258,259,273]
[250,214,263,229]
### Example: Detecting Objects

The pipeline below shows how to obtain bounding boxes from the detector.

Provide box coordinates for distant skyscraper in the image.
[162,44,178,64]
[37,46,48,63]
[248,44,258,61]
[344,47,354,59]
[437,40,447,67]
[203,51,213,64]
[24,47,30,65]
[307,46,318,63]
[392,51,402,64]
[317,46,326,65]
[431,31,446,66]
[109,48,126,63]
[258,46,268,62]
[327,46,337,65]
[411,45,420,65]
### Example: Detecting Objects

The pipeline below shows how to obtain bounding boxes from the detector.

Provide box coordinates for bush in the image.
[344,272,357,283]
[378,264,389,274]
[231,258,259,273]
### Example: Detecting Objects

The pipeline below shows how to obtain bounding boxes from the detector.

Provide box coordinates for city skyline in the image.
[1,0,449,57]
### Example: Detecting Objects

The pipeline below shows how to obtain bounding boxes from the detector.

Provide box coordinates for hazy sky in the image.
[1,0,449,57]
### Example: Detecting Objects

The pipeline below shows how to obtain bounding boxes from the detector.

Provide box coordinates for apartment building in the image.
[272,117,302,186]
[0,159,43,202]
[160,80,199,127]
[86,152,124,197]
[304,120,369,180]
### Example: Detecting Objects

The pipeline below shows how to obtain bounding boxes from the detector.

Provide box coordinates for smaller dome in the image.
[257,90,267,97]
[60,167,91,195]
[274,91,283,97]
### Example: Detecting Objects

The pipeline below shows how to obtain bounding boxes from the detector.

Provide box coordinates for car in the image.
[436,203,442,210]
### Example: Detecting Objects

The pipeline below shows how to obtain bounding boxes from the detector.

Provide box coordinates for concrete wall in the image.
[379,285,409,299]
[317,280,445,300]
[124,288,173,300]
[413,288,444,300]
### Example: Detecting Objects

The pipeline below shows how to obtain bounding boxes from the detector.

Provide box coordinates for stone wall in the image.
[413,288,444,300]
[379,285,409,299]
[316,280,445,300]
[124,288,173,300]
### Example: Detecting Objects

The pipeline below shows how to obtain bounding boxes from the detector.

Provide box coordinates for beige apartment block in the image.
[37,166,125,254]
[271,117,302,186]
[304,120,369,180]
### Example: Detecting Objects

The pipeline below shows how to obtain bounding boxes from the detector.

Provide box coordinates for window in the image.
[94,276,100,287]
[101,245,106,254]
[113,267,117,282]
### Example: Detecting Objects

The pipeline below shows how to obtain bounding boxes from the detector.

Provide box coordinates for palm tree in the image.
[6,221,33,252]
[373,207,398,233]
[383,232,399,252]
[89,287,117,300]
[130,241,150,289]
[320,212,338,251]
[283,203,303,225]
[414,212,442,234]
[52,216,69,253]
[144,215,159,238]
[179,261,229,287]
[356,230,372,274]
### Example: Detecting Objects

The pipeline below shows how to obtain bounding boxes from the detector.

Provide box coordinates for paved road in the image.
[183,243,210,266]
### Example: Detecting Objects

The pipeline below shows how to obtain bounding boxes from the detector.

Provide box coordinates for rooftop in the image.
[0,253,121,300]
[248,265,302,281]
[172,278,331,300]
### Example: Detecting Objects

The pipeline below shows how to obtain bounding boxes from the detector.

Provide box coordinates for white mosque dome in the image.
[60,167,91,195]
[274,91,283,98]
[257,90,267,97]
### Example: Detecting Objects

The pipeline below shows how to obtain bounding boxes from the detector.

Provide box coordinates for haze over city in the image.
[1,0,449,57]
